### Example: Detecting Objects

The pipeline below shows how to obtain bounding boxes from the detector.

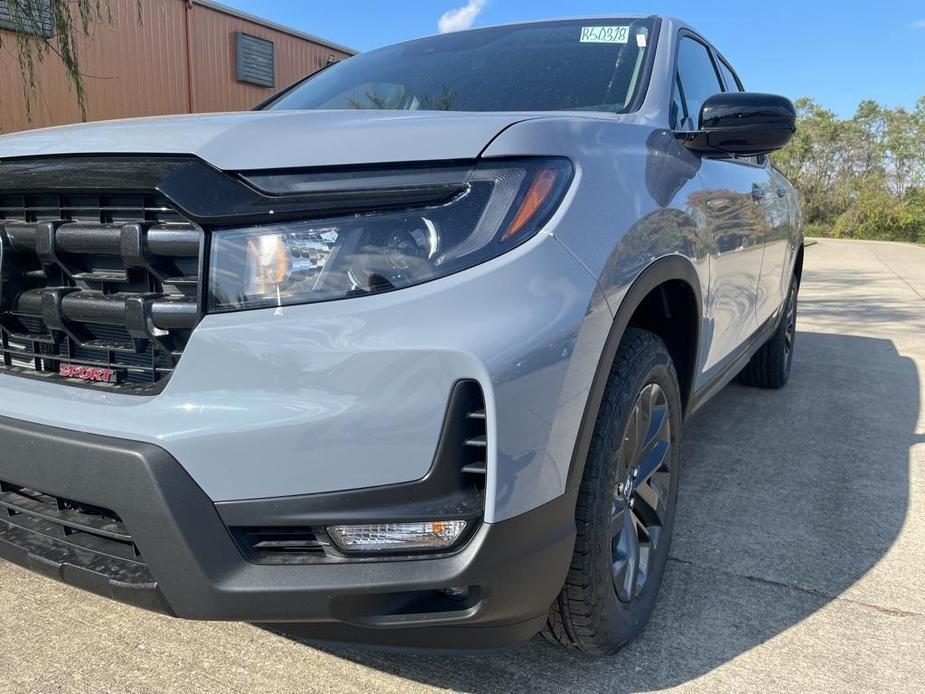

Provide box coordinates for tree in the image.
[0,0,131,121]
[775,95,925,243]
[775,98,849,226]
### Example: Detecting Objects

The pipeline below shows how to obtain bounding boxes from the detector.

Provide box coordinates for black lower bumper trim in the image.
[0,520,174,615]
[263,614,549,654]
[0,415,577,650]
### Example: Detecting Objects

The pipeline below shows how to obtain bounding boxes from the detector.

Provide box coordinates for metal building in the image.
[0,0,354,134]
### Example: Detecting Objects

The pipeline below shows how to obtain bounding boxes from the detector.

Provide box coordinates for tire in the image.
[738,275,799,389]
[544,328,682,656]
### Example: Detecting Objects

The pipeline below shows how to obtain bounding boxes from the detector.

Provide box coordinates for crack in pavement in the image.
[668,556,923,619]
[868,244,925,303]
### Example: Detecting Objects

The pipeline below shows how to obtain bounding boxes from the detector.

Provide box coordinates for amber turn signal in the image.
[501,166,563,241]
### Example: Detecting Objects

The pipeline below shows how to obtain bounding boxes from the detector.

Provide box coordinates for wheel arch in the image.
[566,255,702,492]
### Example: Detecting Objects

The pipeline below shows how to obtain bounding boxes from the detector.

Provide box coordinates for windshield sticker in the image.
[580,26,630,44]
[636,33,647,48]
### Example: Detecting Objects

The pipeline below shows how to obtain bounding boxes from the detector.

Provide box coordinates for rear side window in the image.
[673,37,722,130]
[717,58,743,92]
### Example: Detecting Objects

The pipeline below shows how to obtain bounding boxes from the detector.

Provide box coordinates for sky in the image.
[221,0,925,118]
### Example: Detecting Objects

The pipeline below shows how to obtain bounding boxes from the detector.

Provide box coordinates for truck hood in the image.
[0,110,539,170]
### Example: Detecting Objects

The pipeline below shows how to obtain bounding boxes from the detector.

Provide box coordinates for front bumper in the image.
[0,415,575,650]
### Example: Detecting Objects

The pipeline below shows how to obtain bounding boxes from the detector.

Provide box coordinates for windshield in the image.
[266,18,657,114]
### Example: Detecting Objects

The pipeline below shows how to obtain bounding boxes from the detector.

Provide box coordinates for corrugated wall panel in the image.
[0,0,190,134]
[187,3,349,114]
[0,0,351,134]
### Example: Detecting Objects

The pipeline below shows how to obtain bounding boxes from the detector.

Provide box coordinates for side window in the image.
[718,58,743,92]
[673,37,723,131]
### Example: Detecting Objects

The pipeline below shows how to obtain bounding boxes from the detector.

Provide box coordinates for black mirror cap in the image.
[678,92,797,157]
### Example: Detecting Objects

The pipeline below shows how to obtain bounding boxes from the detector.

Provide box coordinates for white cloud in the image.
[911,19,925,29]
[438,0,487,34]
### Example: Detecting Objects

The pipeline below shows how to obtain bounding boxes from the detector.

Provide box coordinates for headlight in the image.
[208,158,572,311]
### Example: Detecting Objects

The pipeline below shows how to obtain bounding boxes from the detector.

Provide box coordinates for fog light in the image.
[327,520,467,552]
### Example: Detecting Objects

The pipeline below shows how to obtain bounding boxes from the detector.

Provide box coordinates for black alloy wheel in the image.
[610,383,673,603]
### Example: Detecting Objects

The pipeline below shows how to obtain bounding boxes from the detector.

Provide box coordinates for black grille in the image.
[0,479,153,586]
[0,191,204,393]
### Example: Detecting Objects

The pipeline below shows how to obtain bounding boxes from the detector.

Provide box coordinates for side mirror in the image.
[677,92,796,157]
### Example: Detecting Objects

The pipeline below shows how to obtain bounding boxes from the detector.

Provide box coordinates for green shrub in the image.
[775,96,924,244]
[803,223,832,238]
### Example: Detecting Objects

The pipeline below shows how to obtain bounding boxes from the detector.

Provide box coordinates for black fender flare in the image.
[565,255,703,491]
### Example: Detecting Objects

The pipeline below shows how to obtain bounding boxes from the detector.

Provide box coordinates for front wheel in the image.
[544,328,682,655]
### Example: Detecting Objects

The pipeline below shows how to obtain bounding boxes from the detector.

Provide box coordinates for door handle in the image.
[776,188,786,198]
[751,185,766,202]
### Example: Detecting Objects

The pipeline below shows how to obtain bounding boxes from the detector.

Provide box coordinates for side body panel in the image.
[484,115,722,509]
[694,159,770,374]
[483,118,711,389]
[760,166,800,313]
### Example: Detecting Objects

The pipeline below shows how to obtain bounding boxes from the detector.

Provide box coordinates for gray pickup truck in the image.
[0,15,802,655]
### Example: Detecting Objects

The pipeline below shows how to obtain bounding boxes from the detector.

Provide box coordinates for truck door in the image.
[672,34,770,374]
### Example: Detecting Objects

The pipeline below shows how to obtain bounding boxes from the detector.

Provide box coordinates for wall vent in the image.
[0,0,53,38]
[235,32,275,87]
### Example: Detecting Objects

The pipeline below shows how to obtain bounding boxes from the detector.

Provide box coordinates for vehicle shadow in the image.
[269,329,920,693]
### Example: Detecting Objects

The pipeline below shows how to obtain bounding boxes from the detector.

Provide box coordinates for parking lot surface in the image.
[2,238,924,693]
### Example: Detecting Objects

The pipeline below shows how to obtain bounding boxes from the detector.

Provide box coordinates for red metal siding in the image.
[0,0,350,134]
[187,3,346,113]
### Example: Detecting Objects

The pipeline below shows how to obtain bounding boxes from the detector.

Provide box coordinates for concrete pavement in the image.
[2,238,923,693]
